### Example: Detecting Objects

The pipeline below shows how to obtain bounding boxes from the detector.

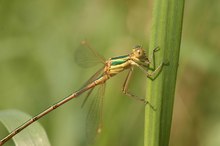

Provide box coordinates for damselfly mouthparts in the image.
[0,41,164,145]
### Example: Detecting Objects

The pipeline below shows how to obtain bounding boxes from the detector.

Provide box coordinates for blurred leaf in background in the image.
[0,0,220,146]
[0,0,152,145]
[0,110,51,146]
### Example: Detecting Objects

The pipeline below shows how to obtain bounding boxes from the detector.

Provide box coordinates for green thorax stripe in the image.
[110,55,129,66]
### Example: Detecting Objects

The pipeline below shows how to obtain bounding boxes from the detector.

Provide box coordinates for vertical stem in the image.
[144,0,185,146]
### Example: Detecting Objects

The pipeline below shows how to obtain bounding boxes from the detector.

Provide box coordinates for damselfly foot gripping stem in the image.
[0,43,165,145]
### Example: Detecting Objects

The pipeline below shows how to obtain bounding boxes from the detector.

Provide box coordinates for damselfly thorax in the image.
[0,42,164,146]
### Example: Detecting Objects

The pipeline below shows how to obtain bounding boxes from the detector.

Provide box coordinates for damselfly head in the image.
[132,45,148,61]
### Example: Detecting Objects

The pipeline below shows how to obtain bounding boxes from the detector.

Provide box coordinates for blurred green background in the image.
[0,0,220,146]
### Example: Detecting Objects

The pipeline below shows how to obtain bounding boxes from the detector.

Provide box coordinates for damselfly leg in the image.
[0,43,166,146]
[122,67,156,110]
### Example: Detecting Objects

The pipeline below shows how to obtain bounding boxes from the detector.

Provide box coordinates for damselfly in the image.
[0,41,164,145]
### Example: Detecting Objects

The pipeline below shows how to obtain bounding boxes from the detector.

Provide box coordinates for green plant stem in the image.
[144,0,185,146]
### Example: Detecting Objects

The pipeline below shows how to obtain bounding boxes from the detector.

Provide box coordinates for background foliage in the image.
[0,0,219,146]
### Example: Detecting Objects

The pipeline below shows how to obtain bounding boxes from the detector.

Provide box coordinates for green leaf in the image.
[0,110,51,146]
[144,0,185,146]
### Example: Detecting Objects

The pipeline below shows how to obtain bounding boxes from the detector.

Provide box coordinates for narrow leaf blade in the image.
[0,110,51,146]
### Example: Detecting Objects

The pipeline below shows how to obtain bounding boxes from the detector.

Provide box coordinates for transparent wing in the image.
[81,67,104,108]
[74,41,105,67]
[85,83,106,144]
